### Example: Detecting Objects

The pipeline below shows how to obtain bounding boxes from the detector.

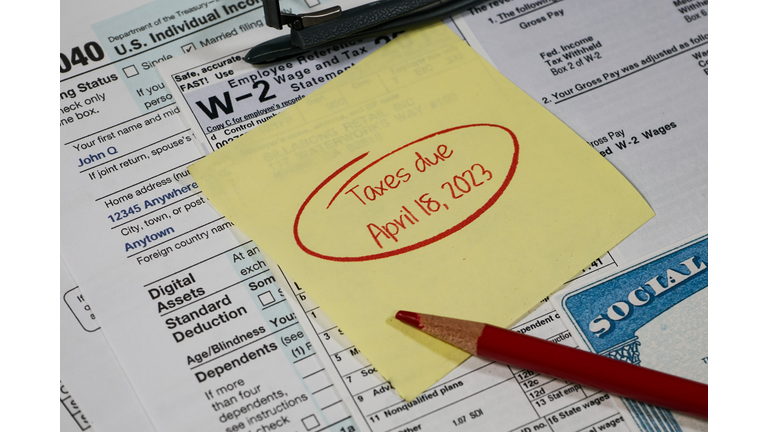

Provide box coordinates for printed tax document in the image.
[60,258,155,432]
[453,0,708,264]
[189,22,654,400]
[60,0,373,431]
[158,21,637,431]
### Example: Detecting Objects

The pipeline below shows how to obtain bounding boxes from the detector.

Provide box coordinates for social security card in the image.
[552,232,707,432]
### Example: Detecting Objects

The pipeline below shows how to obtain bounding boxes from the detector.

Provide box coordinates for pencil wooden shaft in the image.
[401,313,707,419]
[478,325,707,419]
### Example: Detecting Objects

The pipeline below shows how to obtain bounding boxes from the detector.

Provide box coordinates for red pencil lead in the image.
[395,310,422,329]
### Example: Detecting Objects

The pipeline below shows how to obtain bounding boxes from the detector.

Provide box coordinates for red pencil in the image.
[396,311,707,419]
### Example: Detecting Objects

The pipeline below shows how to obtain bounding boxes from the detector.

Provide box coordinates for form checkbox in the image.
[302,414,320,430]
[181,43,196,53]
[305,0,320,6]
[258,291,275,306]
[123,65,139,78]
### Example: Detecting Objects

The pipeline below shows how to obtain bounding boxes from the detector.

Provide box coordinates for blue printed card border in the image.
[553,233,708,432]
[558,233,707,359]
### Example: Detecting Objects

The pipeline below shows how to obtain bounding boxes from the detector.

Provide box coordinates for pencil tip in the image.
[395,311,422,329]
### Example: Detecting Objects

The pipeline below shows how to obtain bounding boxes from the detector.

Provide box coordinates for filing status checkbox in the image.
[122,64,139,78]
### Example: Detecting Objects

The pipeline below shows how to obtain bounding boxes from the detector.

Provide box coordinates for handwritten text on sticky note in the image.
[297,124,518,261]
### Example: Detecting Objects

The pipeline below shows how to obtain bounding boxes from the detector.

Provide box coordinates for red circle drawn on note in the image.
[293,123,520,262]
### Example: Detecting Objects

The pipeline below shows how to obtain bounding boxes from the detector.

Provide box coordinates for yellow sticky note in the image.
[190,23,654,400]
